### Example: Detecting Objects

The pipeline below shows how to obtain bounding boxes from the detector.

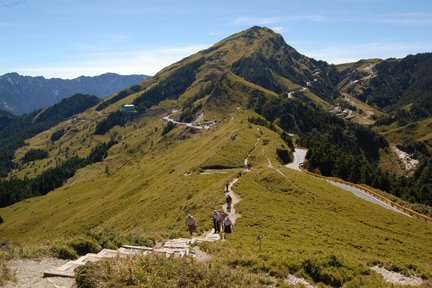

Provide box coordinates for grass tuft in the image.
[0,260,15,285]
[75,254,273,287]
[55,245,78,260]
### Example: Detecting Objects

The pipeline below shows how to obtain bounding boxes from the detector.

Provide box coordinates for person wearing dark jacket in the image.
[211,210,221,233]
[226,193,232,212]
[186,214,196,235]
[223,216,233,234]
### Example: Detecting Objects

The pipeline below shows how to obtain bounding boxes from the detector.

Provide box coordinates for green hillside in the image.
[1,26,431,287]
[0,94,100,180]
[376,118,432,150]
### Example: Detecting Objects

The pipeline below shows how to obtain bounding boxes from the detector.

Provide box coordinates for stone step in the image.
[96,248,119,258]
[78,253,104,263]
[43,261,83,278]
[163,242,190,249]
[153,248,188,258]
[43,246,152,278]
[121,245,154,251]
[56,260,84,272]
[193,234,220,243]
[45,230,225,278]
[170,238,192,244]
[43,269,75,278]
[118,247,152,256]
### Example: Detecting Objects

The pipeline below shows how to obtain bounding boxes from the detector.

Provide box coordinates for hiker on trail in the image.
[220,211,227,232]
[225,180,229,192]
[223,216,233,234]
[186,214,196,235]
[226,193,232,212]
[211,210,221,233]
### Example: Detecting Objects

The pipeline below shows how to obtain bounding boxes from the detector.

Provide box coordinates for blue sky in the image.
[1,0,432,78]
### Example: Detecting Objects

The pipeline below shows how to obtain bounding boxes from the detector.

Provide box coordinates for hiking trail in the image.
[41,175,243,280]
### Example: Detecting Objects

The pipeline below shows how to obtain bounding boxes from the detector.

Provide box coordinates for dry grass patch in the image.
[75,254,275,288]
[0,260,15,285]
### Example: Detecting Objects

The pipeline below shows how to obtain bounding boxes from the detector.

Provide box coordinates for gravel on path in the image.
[4,258,75,288]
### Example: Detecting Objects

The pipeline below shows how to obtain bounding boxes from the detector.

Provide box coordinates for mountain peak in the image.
[197,26,287,66]
[227,26,282,42]
[240,25,271,35]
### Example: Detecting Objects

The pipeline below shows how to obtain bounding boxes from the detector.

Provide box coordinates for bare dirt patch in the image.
[392,146,419,171]
[4,258,75,288]
[371,266,424,286]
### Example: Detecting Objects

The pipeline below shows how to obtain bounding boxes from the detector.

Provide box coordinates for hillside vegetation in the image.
[0,26,431,287]
[0,94,100,179]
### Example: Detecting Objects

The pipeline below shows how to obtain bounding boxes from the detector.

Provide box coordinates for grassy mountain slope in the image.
[376,118,432,150]
[217,168,432,285]
[2,108,431,286]
[0,26,431,287]
[0,94,100,179]
[0,109,285,241]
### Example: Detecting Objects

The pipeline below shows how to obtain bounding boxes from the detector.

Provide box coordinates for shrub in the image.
[86,229,124,250]
[50,128,65,142]
[276,148,292,164]
[85,139,117,164]
[162,121,176,136]
[69,238,100,256]
[56,245,78,260]
[178,103,202,123]
[302,255,365,287]
[0,215,3,224]
[129,236,155,247]
[94,111,126,135]
[22,149,49,163]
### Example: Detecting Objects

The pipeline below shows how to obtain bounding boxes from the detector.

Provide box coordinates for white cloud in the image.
[13,44,210,79]
[270,26,285,32]
[0,0,26,8]
[233,12,432,28]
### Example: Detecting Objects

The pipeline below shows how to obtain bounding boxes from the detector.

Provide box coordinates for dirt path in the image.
[223,178,241,224]
[371,266,424,286]
[267,157,286,176]
[4,258,75,288]
[244,136,260,169]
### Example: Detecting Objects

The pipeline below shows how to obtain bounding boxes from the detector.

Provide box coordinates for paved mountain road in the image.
[286,148,408,216]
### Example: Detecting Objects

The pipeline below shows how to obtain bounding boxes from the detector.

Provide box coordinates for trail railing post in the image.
[257,235,263,253]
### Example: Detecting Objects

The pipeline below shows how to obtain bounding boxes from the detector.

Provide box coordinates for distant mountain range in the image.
[0,72,148,114]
